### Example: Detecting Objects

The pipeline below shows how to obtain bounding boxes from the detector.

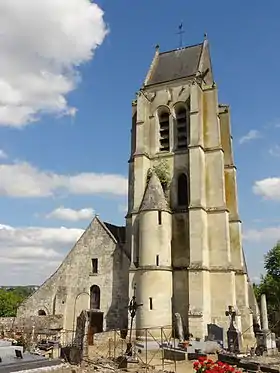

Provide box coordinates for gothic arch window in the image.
[38,309,46,316]
[90,285,100,310]
[177,173,189,207]
[175,99,190,150]
[158,107,170,152]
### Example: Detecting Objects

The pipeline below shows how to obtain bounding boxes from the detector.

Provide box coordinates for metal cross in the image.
[225,305,237,331]
[125,286,143,356]
[177,23,185,49]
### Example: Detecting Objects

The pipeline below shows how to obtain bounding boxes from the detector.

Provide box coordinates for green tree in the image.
[264,242,280,278]
[0,287,35,317]
[0,290,22,316]
[254,242,280,333]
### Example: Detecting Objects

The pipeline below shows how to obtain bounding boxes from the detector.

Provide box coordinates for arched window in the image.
[158,108,170,152]
[177,173,189,207]
[90,285,100,310]
[38,309,46,316]
[175,99,190,150]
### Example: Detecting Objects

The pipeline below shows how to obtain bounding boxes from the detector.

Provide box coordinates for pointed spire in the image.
[140,173,169,212]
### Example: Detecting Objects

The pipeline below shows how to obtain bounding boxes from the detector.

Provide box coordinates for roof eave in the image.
[144,74,197,89]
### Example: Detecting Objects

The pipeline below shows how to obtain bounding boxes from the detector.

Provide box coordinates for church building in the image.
[17,38,258,347]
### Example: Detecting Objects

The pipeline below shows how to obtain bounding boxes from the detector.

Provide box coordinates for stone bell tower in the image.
[126,38,255,345]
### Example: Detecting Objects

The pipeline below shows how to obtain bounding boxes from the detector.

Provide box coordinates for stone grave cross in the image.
[225,305,237,331]
[225,305,240,353]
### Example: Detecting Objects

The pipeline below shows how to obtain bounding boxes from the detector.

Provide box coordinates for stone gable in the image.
[17,216,130,332]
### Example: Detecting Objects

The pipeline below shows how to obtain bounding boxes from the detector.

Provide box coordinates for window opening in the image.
[156,255,159,266]
[178,173,189,207]
[158,211,162,225]
[159,110,170,151]
[92,258,98,273]
[149,297,153,310]
[90,285,100,309]
[176,104,189,150]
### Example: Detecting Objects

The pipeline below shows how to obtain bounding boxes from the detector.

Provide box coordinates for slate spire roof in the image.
[145,43,204,86]
[140,173,169,212]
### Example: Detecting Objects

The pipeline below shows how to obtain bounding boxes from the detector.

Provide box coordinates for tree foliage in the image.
[264,242,280,278]
[0,287,35,317]
[253,242,280,332]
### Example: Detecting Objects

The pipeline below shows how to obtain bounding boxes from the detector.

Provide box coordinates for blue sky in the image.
[0,0,279,284]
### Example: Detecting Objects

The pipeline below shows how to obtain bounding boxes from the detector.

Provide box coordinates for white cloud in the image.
[0,161,128,197]
[243,225,280,243]
[47,206,94,222]
[239,130,261,145]
[0,223,84,284]
[0,150,7,159]
[253,177,280,200]
[269,145,280,157]
[0,0,107,127]
[118,204,128,214]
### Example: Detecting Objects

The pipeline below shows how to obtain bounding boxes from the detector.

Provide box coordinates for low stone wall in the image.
[0,315,63,333]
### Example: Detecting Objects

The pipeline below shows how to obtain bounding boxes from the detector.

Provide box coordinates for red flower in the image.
[198,356,207,362]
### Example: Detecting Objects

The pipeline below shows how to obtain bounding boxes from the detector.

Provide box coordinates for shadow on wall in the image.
[170,104,191,337]
[106,245,129,331]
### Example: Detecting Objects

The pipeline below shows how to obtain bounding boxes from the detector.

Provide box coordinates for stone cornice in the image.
[130,264,246,275]
[139,207,171,214]
[188,205,229,214]
[127,204,230,218]
[129,143,225,163]
[224,164,236,170]
[229,218,242,224]
[207,206,229,214]
[128,151,150,163]
[143,76,196,91]
[129,265,172,273]
[173,264,246,275]
[188,144,204,151]
[188,144,224,154]
[204,146,224,153]
[202,84,217,92]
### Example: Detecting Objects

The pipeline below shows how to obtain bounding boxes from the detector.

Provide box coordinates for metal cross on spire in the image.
[177,22,185,49]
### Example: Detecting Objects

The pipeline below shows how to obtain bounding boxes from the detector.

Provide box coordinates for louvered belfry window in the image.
[159,110,170,151]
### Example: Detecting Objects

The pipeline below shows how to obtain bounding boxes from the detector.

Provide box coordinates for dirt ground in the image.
[44,359,195,373]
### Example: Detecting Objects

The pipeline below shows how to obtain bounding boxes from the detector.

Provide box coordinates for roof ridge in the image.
[159,42,203,56]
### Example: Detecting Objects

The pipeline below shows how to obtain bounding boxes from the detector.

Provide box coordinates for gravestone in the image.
[207,323,224,346]
[271,333,276,349]
[255,332,266,355]
[174,313,184,342]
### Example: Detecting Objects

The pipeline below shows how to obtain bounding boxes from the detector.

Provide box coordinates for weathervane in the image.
[177,23,185,49]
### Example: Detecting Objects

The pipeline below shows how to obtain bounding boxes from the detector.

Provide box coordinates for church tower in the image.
[126,39,255,345]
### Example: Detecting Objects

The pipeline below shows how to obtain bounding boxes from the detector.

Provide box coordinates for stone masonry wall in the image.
[0,315,63,332]
[17,217,130,332]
